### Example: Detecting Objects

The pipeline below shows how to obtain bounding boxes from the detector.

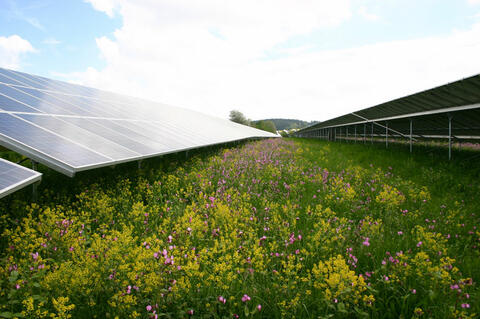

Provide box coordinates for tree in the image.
[229,110,250,126]
[253,120,277,134]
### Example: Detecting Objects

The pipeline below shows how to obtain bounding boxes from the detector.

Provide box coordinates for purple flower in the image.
[146,305,152,311]
[241,294,251,302]
[461,303,470,309]
[416,241,422,247]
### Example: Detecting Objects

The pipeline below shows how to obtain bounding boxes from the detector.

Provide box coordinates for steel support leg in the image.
[409,119,413,153]
[31,160,38,201]
[448,116,452,160]
[370,123,373,144]
[385,122,388,148]
[363,124,366,144]
[354,126,357,143]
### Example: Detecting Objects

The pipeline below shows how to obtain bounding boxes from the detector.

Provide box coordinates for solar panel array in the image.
[295,74,480,139]
[0,67,276,177]
[0,158,41,198]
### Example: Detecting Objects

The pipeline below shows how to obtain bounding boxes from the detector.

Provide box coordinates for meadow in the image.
[0,138,479,318]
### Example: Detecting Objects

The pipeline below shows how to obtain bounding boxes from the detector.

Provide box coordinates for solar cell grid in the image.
[297,74,480,139]
[0,158,42,199]
[0,67,277,179]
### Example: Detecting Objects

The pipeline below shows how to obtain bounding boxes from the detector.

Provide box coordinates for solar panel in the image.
[0,158,42,198]
[296,74,480,139]
[0,67,277,177]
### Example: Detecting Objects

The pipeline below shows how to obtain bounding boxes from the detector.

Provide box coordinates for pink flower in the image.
[461,303,470,308]
[416,241,422,247]
[218,296,226,304]
[241,294,251,302]
[397,231,403,235]
[411,289,416,294]
[15,284,20,289]
[187,309,194,315]
[146,305,152,311]
[257,304,262,311]
[362,238,370,246]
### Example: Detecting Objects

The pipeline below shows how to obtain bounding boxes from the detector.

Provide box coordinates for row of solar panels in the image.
[295,74,480,139]
[0,158,41,199]
[0,67,277,197]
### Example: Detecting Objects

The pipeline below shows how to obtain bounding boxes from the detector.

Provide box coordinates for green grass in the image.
[0,138,478,318]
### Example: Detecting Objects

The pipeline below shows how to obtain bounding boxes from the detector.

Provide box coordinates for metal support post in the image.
[354,125,357,143]
[31,159,38,201]
[385,122,388,148]
[448,116,452,160]
[334,128,337,142]
[346,127,349,142]
[409,119,413,153]
[371,123,373,144]
[363,124,366,144]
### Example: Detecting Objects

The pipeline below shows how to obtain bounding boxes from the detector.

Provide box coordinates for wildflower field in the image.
[1,138,479,318]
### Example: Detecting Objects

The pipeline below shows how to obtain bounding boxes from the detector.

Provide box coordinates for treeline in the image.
[229,110,277,134]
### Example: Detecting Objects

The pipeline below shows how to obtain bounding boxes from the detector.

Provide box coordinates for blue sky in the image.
[1,0,480,120]
[0,0,121,74]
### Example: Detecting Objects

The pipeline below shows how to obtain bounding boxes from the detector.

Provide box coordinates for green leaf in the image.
[337,302,347,313]
[244,305,250,317]
[8,271,18,282]
[0,312,14,318]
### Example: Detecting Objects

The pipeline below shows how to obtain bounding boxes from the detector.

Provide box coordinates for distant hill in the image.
[252,118,318,131]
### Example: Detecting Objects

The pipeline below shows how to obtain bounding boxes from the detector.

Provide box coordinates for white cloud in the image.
[84,0,120,17]
[0,35,35,69]
[358,6,379,21]
[43,37,61,45]
[468,0,480,5]
[74,1,480,121]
